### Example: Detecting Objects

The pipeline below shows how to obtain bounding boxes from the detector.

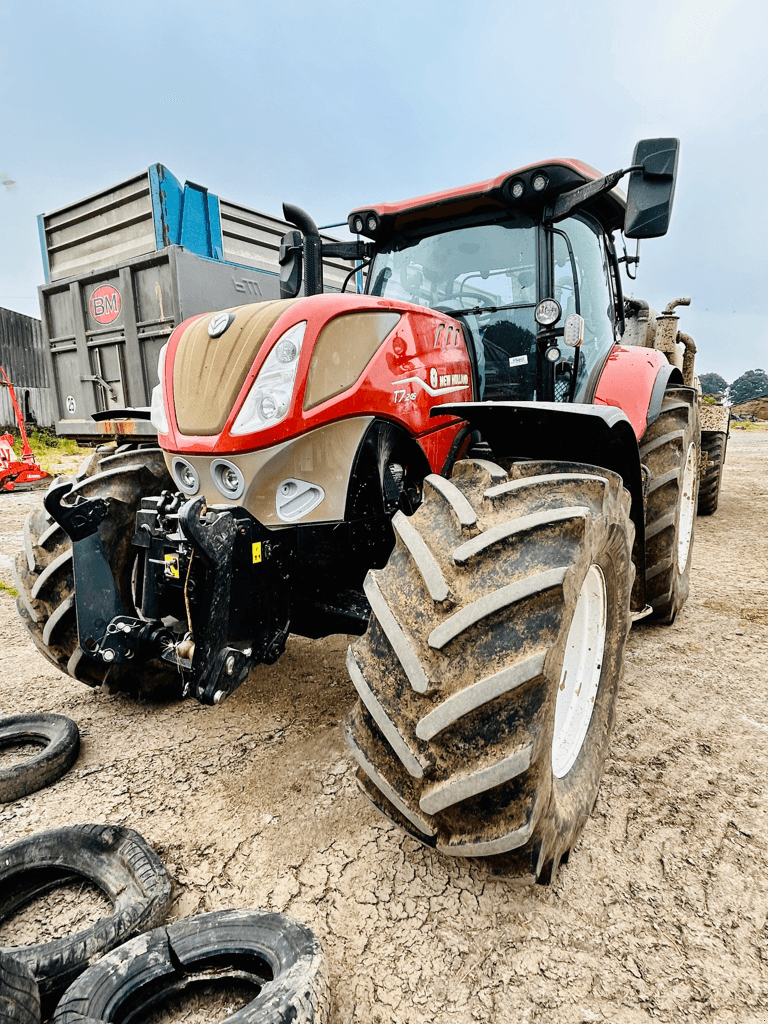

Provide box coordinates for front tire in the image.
[344,459,634,883]
[14,445,176,694]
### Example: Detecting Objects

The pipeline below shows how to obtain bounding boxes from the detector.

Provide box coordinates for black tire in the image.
[0,824,172,999]
[344,458,634,883]
[0,952,40,1024]
[0,714,80,803]
[697,429,727,516]
[639,387,700,624]
[52,909,330,1024]
[14,445,176,694]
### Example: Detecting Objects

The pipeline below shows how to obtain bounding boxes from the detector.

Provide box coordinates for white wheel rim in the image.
[677,441,697,572]
[552,564,607,779]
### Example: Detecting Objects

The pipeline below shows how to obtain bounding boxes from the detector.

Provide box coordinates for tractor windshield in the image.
[368,221,539,400]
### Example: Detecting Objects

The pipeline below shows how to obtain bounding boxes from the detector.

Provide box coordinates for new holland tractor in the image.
[17,138,701,881]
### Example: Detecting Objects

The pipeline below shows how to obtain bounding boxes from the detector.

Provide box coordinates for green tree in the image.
[699,372,728,395]
[728,368,768,406]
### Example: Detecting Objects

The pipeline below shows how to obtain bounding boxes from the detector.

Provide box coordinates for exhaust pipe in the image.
[283,203,323,296]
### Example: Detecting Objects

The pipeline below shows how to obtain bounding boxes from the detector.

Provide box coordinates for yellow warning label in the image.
[164,554,180,579]
[252,542,262,564]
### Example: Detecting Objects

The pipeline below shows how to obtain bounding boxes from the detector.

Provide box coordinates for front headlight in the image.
[231,322,307,435]
[150,343,169,434]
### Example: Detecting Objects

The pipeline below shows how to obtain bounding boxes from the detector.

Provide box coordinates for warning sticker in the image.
[252,542,262,564]
[90,284,122,325]
[509,355,528,368]
[164,554,180,579]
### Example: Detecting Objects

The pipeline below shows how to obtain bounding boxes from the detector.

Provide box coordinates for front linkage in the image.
[44,481,290,705]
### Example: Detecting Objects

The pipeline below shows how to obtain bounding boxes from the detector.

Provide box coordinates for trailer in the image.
[0,307,55,432]
[37,166,357,438]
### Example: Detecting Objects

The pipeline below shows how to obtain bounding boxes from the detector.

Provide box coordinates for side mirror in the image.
[624,138,679,239]
[279,229,303,299]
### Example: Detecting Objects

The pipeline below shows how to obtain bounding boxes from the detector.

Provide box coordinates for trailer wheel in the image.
[639,388,699,624]
[344,459,634,883]
[697,430,727,516]
[14,446,176,695]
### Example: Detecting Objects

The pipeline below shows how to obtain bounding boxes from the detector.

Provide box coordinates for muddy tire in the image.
[0,823,172,1000]
[52,910,330,1024]
[639,388,699,624]
[0,952,41,1024]
[13,445,176,694]
[697,430,727,516]
[344,459,634,883]
[0,714,80,803]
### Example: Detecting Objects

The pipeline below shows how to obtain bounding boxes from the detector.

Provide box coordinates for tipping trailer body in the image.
[37,165,355,438]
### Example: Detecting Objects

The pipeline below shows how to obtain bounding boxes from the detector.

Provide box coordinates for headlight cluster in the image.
[231,321,307,435]
[149,343,169,434]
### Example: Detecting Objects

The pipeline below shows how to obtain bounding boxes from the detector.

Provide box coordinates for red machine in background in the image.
[0,366,50,491]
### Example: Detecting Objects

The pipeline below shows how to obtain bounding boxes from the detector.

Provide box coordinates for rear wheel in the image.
[14,445,176,694]
[639,388,699,624]
[344,459,634,883]
[697,430,727,516]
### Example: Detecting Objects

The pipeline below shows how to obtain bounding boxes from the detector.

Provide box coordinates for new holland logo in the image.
[208,312,235,338]
[430,368,438,388]
[438,373,469,388]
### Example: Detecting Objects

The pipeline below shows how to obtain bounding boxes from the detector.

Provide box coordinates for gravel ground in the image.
[0,429,767,1023]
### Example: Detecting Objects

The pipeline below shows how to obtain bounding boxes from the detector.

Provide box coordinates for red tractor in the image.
[17,138,699,881]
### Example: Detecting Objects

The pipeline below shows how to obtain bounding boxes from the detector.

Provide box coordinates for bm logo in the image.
[90,284,121,325]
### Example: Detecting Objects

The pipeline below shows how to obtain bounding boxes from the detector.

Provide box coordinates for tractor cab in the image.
[280,140,679,406]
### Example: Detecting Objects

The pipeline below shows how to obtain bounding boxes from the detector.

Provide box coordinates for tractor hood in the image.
[156,292,472,456]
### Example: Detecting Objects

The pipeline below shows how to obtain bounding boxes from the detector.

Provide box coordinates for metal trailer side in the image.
[0,307,56,432]
[37,165,358,438]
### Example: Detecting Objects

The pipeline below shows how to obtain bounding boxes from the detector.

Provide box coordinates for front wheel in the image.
[344,459,634,883]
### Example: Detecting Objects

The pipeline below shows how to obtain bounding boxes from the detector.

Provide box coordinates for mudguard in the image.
[593,345,683,438]
[434,401,647,609]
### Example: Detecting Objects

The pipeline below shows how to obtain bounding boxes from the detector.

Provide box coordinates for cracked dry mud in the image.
[1,430,767,1023]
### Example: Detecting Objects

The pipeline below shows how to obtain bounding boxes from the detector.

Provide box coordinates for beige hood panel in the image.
[173,299,300,436]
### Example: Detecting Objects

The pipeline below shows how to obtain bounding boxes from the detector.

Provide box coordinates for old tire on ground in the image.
[639,387,699,624]
[0,824,172,999]
[0,952,41,1024]
[344,458,634,883]
[52,909,330,1024]
[13,445,176,695]
[697,430,727,516]
[0,714,80,803]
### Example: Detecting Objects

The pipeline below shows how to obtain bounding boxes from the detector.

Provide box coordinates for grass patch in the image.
[0,580,18,598]
[5,428,89,473]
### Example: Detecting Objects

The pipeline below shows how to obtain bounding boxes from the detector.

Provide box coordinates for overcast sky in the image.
[1,0,765,381]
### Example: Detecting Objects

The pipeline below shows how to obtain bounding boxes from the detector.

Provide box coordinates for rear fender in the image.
[434,401,647,609]
[594,345,683,438]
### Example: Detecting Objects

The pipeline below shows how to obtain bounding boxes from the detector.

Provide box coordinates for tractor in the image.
[17,138,702,881]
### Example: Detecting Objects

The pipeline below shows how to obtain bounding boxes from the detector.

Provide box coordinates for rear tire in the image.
[344,459,634,883]
[697,430,727,516]
[639,388,699,624]
[14,445,176,695]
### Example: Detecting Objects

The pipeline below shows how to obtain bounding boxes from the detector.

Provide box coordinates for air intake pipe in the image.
[283,203,323,296]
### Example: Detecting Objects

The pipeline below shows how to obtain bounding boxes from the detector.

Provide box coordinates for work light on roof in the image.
[352,215,365,234]
[532,173,549,192]
[366,215,378,233]
[510,180,525,199]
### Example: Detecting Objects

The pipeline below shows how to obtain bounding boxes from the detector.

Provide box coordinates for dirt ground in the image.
[1,430,767,1024]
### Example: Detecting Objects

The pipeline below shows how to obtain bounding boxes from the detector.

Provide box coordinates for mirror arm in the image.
[545,167,631,223]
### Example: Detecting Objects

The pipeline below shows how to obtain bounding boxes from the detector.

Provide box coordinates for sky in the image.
[1,0,766,382]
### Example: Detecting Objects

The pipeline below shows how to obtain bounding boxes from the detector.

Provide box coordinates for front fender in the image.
[434,401,647,610]
[594,345,683,438]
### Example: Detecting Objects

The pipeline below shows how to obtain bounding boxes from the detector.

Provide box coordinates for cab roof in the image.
[348,158,627,242]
